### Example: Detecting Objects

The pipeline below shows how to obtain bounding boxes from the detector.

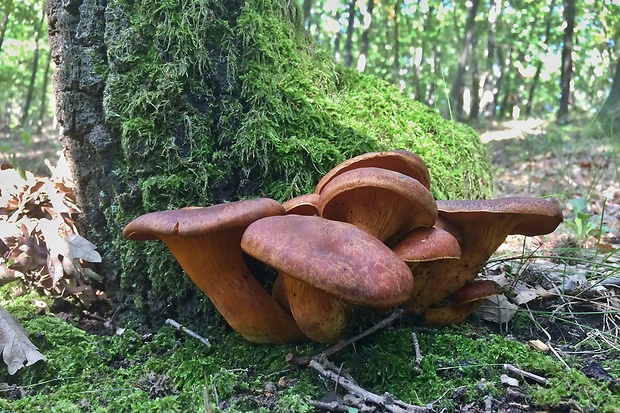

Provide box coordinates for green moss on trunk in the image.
[103,0,493,325]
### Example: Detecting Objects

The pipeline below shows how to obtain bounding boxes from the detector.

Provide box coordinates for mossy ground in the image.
[2,284,619,412]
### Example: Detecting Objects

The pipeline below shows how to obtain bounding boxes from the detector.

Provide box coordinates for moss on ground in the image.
[102,0,494,326]
[2,287,619,412]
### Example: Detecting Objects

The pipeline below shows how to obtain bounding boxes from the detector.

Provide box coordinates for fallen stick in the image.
[412,332,423,366]
[503,364,548,385]
[295,309,404,365]
[165,318,211,347]
[308,358,430,413]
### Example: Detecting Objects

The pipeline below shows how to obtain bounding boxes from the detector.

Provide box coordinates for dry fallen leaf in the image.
[475,295,519,324]
[0,305,46,375]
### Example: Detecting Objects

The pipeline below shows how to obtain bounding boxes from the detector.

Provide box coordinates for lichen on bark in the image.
[48,0,494,327]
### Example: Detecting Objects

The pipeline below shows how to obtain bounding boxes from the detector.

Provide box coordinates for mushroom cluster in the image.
[123,150,563,344]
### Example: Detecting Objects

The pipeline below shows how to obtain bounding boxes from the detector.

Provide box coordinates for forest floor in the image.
[1,119,619,412]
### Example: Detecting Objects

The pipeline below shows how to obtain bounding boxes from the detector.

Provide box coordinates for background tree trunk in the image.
[449,0,480,120]
[0,0,12,54]
[525,0,556,118]
[481,0,501,118]
[344,0,357,67]
[558,0,575,123]
[356,0,374,72]
[20,9,45,128]
[598,56,620,132]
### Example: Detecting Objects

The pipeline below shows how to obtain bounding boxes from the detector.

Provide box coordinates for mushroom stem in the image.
[282,274,350,343]
[158,231,306,344]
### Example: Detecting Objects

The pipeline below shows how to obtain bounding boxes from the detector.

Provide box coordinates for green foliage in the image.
[563,197,611,244]
[0,0,53,129]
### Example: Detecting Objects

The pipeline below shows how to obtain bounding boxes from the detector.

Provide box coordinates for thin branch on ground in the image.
[308,357,431,413]
[412,332,423,366]
[503,364,548,385]
[165,318,211,347]
[294,309,404,365]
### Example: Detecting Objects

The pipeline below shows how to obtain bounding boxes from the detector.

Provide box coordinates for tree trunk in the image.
[356,0,374,72]
[480,0,501,118]
[302,0,312,28]
[45,0,494,329]
[525,0,556,118]
[392,0,401,83]
[557,0,575,123]
[598,56,620,132]
[469,35,480,120]
[0,0,12,54]
[448,0,480,120]
[37,49,53,133]
[344,0,357,67]
[20,9,45,128]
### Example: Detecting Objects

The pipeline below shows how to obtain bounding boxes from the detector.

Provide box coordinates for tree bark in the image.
[557,0,575,123]
[46,0,125,313]
[448,0,480,120]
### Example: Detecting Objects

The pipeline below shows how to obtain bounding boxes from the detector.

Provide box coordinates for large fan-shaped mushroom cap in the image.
[407,197,563,313]
[241,214,414,342]
[123,198,306,344]
[318,167,437,243]
[315,150,431,193]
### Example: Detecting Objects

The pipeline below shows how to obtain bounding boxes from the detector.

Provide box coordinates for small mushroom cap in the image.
[315,150,431,193]
[392,227,461,263]
[282,193,320,216]
[123,198,285,240]
[241,214,414,308]
[318,167,437,243]
[450,280,502,305]
[423,280,502,326]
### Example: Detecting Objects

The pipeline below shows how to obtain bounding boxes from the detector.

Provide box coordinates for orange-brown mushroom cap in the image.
[410,197,563,313]
[423,280,502,326]
[241,215,414,342]
[122,198,306,344]
[318,167,437,243]
[315,150,431,193]
[392,226,462,313]
[282,193,320,216]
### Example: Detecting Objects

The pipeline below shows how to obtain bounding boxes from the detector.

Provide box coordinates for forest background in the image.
[1,0,619,144]
[0,0,620,411]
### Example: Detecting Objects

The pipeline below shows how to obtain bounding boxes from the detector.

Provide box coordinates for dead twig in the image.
[412,332,423,366]
[308,357,430,413]
[165,318,211,347]
[503,364,548,385]
[295,309,404,365]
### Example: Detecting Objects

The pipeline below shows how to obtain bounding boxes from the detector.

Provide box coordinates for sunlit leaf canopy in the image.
[0,0,619,134]
[304,0,619,118]
[0,0,53,131]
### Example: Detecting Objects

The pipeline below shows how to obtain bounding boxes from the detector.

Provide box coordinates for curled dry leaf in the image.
[0,305,45,375]
[475,295,519,325]
[1,160,102,305]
